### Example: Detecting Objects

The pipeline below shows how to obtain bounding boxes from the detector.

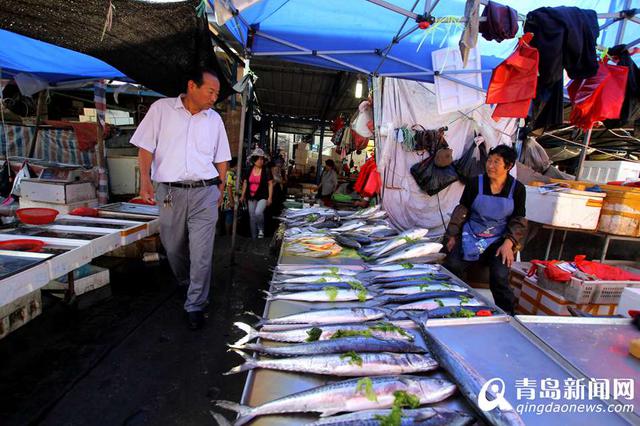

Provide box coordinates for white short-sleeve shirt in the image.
[129,96,232,182]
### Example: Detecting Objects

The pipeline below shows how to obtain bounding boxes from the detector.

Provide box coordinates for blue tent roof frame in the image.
[219,0,640,94]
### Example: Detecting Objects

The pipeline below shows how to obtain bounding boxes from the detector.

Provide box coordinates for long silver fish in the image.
[367,229,430,259]
[274,275,363,284]
[251,307,391,327]
[378,281,465,291]
[224,350,438,376]
[382,285,466,295]
[229,336,426,356]
[367,263,441,272]
[307,408,475,426]
[373,269,448,280]
[271,283,362,292]
[275,267,359,276]
[232,321,414,345]
[342,205,380,220]
[264,289,375,302]
[376,243,443,264]
[395,297,482,311]
[214,375,457,426]
[332,220,366,232]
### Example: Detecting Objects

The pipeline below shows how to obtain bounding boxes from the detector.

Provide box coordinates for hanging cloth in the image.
[459,0,480,67]
[567,60,629,129]
[486,33,539,120]
[354,156,381,198]
[479,1,519,42]
[604,44,640,128]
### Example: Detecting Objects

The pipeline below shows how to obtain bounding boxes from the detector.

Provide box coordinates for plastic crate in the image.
[591,281,640,304]
[535,264,596,304]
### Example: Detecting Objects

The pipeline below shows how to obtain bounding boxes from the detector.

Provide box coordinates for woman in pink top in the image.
[240,148,273,239]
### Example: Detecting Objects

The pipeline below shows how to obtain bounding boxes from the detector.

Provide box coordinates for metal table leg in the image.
[64,271,76,304]
[558,231,568,260]
[545,228,555,260]
[601,235,611,263]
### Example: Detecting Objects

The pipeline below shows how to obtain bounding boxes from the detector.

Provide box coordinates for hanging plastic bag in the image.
[11,162,31,197]
[574,255,640,281]
[568,60,629,129]
[0,161,11,198]
[410,156,459,196]
[522,136,551,174]
[351,101,373,139]
[486,33,539,120]
[455,135,487,179]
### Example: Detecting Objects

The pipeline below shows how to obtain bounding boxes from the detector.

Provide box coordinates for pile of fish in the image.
[281,206,446,264]
[211,205,507,425]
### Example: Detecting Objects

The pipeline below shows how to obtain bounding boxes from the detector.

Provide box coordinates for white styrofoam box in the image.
[525,186,606,230]
[106,156,139,195]
[20,179,96,204]
[45,264,110,296]
[579,160,640,184]
[0,290,42,339]
[616,287,640,317]
[432,47,483,114]
[19,198,99,214]
[0,251,51,307]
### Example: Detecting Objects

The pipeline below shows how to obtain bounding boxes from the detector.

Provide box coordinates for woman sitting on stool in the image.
[444,145,527,314]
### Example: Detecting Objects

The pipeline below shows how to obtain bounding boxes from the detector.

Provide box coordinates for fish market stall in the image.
[215,205,640,425]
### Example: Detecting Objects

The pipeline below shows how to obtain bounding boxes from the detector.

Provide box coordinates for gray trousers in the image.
[247,199,267,239]
[156,183,219,312]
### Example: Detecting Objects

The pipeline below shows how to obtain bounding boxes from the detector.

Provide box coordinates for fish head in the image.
[417,378,457,402]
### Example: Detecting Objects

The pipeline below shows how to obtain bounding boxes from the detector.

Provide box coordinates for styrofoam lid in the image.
[525,185,607,198]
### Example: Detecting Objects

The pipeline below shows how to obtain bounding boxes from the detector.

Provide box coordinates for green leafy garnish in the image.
[442,282,452,289]
[331,329,373,339]
[340,351,363,366]
[374,390,420,426]
[446,308,476,318]
[324,286,339,301]
[305,214,319,222]
[401,263,414,269]
[347,281,368,302]
[329,267,339,274]
[419,284,430,291]
[305,327,322,342]
[434,299,445,307]
[418,276,434,282]
[400,237,418,244]
[459,296,471,305]
[360,255,373,261]
[356,378,378,402]
[368,322,413,340]
[315,278,328,283]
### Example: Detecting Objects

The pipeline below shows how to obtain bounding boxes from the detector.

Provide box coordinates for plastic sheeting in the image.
[377,78,517,234]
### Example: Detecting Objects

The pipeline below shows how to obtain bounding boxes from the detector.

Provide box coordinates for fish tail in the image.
[243,311,265,327]
[228,342,260,352]
[213,401,255,426]
[209,410,232,426]
[261,289,274,300]
[232,322,258,346]
[223,350,257,375]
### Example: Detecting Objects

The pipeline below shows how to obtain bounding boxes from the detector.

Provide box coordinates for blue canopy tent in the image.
[218,0,640,92]
[0,29,127,83]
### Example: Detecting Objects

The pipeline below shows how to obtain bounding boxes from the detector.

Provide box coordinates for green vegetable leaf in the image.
[331,329,373,339]
[356,378,378,402]
[442,282,452,289]
[434,299,445,307]
[329,267,339,274]
[418,276,433,282]
[324,286,339,301]
[459,296,471,305]
[400,263,414,269]
[305,327,323,342]
[368,322,413,340]
[446,308,476,318]
[374,390,420,425]
[357,289,368,302]
[340,351,363,367]
[314,278,327,283]
[419,284,430,291]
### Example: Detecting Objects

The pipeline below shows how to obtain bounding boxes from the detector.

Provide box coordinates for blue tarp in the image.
[0,29,127,83]
[225,0,640,85]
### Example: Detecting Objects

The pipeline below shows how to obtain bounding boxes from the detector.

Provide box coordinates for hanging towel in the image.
[479,1,519,42]
[459,0,480,67]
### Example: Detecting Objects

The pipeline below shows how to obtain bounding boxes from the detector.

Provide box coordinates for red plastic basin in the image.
[16,208,59,225]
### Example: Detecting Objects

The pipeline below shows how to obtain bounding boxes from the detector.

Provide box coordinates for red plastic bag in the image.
[528,260,572,282]
[568,61,629,129]
[573,255,640,281]
[69,207,99,217]
[486,33,539,120]
[354,156,381,197]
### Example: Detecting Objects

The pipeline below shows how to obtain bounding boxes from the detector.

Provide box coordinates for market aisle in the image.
[0,236,276,426]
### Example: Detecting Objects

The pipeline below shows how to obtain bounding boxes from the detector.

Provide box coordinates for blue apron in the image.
[462,174,515,261]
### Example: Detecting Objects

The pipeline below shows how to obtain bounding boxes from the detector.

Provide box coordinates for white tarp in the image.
[376,78,518,234]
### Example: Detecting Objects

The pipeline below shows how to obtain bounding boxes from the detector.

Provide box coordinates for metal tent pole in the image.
[575,128,593,181]
[315,122,326,182]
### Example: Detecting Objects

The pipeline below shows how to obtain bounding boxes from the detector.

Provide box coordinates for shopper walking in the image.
[318,159,338,207]
[240,148,273,239]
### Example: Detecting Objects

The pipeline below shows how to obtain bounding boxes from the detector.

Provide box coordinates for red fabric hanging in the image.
[486,33,539,121]
[330,116,344,132]
[574,255,640,281]
[567,61,629,129]
[354,156,381,198]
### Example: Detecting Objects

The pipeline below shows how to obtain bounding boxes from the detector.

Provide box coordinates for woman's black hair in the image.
[325,159,336,169]
[488,144,517,170]
[250,155,264,165]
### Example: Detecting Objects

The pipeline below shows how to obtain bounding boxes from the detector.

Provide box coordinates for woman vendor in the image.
[444,145,527,314]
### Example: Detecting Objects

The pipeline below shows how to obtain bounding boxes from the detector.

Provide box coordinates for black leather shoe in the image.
[187,311,204,330]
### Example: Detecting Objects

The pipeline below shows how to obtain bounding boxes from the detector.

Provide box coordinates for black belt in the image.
[163,178,221,188]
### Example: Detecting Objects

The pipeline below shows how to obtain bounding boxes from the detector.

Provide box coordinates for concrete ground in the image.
[0,235,276,426]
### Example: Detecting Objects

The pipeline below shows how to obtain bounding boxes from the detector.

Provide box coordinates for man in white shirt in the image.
[130,68,231,330]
